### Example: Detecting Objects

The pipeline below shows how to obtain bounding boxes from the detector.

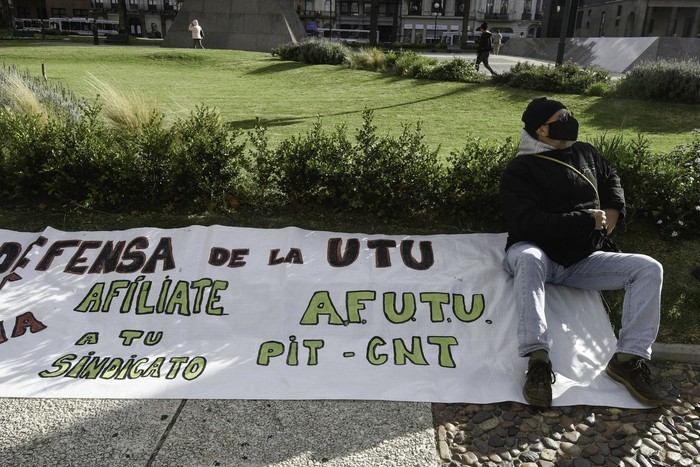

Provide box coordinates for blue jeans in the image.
[504,242,662,360]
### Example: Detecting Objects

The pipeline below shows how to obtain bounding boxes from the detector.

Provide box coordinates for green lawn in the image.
[1,44,699,344]
[1,45,698,156]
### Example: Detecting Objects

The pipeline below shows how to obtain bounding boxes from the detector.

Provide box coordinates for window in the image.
[500,0,508,15]
[408,0,422,15]
[455,0,466,17]
[73,9,89,17]
[51,8,67,17]
[617,5,622,16]
[148,0,157,10]
[523,0,531,15]
[325,0,331,11]
[305,0,313,13]
[486,0,494,14]
[129,0,138,7]
[17,7,31,17]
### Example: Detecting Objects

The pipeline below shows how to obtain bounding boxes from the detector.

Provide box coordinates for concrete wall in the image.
[501,37,700,74]
[161,0,308,52]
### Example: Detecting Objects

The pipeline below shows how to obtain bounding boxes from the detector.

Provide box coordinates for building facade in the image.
[572,0,700,38]
[295,0,544,43]
[10,0,697,41]
[8,0,179,37]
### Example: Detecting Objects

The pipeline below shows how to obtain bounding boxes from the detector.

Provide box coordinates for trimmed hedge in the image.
[1,64,698,237]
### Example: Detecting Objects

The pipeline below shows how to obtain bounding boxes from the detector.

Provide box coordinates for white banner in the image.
[0,226,644,407]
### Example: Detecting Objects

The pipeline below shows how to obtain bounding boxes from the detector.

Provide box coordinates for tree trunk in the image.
[1,0,12,29]
[118,0,128,34]
[391,0,400,43]
[460,0,472,49]
[369,0,379,45]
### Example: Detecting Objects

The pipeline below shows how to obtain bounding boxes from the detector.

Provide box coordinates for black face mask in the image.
[547,117,579,142]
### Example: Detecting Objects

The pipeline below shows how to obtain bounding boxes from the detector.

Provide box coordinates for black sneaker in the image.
[523,360,555,408]
[606,354,664,406]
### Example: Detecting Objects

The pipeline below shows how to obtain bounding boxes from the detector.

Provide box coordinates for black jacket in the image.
[476,31,492,54]
[500,142,626,267]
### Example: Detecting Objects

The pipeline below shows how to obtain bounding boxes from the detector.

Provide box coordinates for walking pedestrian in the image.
[475,22,497,76]
[189,19,205,49]
[493,29,502,55]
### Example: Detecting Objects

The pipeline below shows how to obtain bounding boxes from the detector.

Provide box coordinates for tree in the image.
[460,0,472,49]
[1,0,12,29]
[391,0,400,42]
[369,0,379,45]
[118,0,128,34]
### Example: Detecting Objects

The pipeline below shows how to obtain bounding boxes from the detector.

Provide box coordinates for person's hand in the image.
[603,208,620,233]
[585,209,607,230]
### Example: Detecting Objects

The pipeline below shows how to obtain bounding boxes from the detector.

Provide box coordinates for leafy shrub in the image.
[247,122,289,209]
[346,110,442,215]
[615,59,700,104]
[273,39,350,65]
[171,106,249,207]
[273,119,353,206]
[418,57,486,83]
[494,61,611,94]
[584,81,613,97]
[390,50,439,78]
[299,39,351,65]
[444,136,517,218]
[246,110,442,216]
[271,42,301,61]
[592,132,700,237]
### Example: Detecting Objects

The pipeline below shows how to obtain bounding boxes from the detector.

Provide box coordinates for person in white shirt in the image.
[188,19,204,49]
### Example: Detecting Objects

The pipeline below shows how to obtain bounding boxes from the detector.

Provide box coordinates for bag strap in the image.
[531,154,599,202]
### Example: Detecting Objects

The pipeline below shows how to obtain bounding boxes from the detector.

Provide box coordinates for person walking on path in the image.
[493,29,503,55]
[189,19,205,49]
[499,97,664,408]
[475,22,497,76]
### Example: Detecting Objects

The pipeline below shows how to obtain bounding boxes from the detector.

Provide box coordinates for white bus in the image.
[315,28,378,44]
[14,17,120,36]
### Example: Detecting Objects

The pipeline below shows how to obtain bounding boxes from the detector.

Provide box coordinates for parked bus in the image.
[315,28,378,43]
[14,17,119,36]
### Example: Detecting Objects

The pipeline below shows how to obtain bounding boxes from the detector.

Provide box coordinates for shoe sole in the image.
[522,389,551,408]
[605,365,662,406]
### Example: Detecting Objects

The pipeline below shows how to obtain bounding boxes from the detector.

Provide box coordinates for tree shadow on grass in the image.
[227,85,473,130]
[245,60,308,75]
[582,97,700,135]
[491,85,700,136]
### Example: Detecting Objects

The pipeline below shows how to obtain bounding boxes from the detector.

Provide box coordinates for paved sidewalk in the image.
[421,51,624,78]
[0,399,436,466]
[421,51,556,76]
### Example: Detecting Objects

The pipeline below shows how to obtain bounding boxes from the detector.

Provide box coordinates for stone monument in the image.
[162,0,307,52]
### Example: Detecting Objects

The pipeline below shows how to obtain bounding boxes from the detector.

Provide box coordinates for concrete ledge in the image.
[652,343,700,364]
[501,37,700,74]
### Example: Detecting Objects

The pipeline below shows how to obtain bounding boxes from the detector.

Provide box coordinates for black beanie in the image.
[479,22,488,30]
[522,97,566,137]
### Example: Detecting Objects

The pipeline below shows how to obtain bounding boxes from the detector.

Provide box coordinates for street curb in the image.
[652,342,700,364]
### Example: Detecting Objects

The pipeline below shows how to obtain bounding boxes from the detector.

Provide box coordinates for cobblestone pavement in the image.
[433,360,700,466]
